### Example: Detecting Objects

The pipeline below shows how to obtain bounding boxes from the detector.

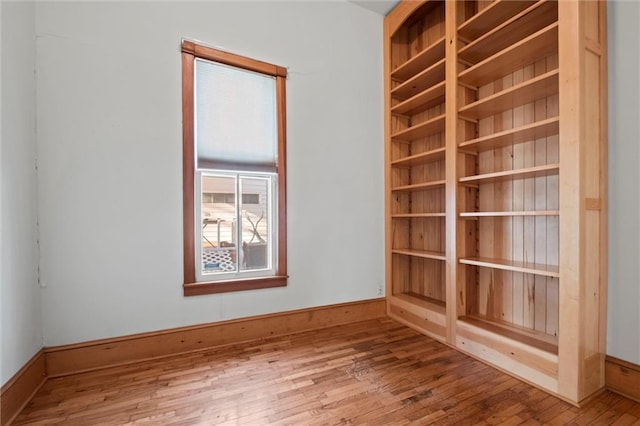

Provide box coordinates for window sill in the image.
[183,275,288,297]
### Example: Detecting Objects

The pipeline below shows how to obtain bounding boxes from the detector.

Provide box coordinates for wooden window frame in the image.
[181,40,288,296]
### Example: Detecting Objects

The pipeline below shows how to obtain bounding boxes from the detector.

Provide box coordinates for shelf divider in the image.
[459,163,559,184]
[459,210,559,218]
[458,23,558,88]
[392,213,446,218]
[458,315,558,355]
[391,114,446,142]
[459,117,559,152]
[391,36,446,82]
[392,248,446,261]
[391,81,446,116]
[458,0,538,41]
[459,70,558,120]
[459,257,559,278]
[391,147,445,167]
[391,59,446,101]
[391,180,446,193]
[459,0,558,64]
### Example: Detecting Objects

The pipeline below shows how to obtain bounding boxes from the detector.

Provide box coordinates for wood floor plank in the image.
[12,318,640,425]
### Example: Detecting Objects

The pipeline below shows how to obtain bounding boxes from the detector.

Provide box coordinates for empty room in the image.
[2,0,639,424]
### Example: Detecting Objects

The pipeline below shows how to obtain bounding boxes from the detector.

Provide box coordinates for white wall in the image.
[607,0,640,364]
[35,1,384,346]
[1,0,44,385]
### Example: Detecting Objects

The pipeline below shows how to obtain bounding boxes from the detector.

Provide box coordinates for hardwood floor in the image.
[12,318,640,425]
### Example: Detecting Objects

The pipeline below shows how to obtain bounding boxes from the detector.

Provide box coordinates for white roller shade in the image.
[195,58,277,172]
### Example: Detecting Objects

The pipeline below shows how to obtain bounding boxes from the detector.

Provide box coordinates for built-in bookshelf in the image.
[385,0,608,405]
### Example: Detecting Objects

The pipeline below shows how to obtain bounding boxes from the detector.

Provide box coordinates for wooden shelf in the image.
[391,114,445,142]
[391,147,445,167]
[459,70,558,120]
[385,0,607,405]
[459,315,558,355]
[391,180,446,193]
[458,23,558,88]
[459,117,559,152]
[459,257,559,278]
[392,249,446,261]
[392,82,446,116]
[393,292,446,313]
[391,59,446,101]
[460,210,559,218]
[459,1,558,64]
[392,36,446,82]
[392,213,446,218]
[458,0,538,41]
[459,163,559,184]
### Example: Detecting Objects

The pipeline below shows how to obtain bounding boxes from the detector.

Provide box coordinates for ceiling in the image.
[350,0,400,16]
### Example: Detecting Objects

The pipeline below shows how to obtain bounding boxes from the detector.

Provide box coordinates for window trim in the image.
[181,40,288,296]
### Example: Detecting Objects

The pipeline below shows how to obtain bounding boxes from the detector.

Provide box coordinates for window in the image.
[181,40,288,296]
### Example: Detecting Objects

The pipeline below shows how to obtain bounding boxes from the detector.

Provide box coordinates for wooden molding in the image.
[606,355,640,403]
[0,350,47,426]
[44,298,386,378]
[181,40,288,296]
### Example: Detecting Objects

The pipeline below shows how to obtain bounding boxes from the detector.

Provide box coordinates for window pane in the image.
[201,175,238,274]
[240,176,271,271]
[195,59,277,171]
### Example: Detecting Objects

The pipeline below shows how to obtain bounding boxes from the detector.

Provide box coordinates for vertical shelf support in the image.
[445,0,459,345]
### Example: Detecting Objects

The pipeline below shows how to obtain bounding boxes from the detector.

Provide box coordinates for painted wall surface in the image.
[35,1,384,346]
[1,0,43,385]
[607,0,640,364]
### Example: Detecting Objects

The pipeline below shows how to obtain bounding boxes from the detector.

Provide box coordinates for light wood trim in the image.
[459,257,560,278]
[184,275,287,296]
[181,40,287,78]
[605,356,640,403]
[597,0,609,384]
[181,51,196,285]
[444,0,459,347]
[391,248,446,261]
[181,41,288,296]
[0,350,47,426]
[276,75,287,277]
[44,299,386,378]
[390,293,446,316]
[456,320,559,393]
[384,1,428,38]
[389,304,447,343]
